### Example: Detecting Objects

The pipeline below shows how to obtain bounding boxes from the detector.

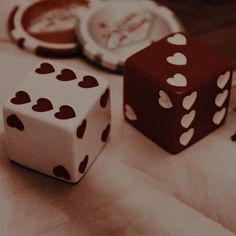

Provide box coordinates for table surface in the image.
[0,1,236,236]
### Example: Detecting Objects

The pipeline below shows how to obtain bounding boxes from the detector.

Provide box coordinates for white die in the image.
[2,62,111,183]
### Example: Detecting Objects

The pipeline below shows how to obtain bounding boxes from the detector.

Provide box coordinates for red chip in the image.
[8,0,90,57]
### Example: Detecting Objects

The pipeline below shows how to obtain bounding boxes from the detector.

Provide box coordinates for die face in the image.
[170,71,232,154]
[124,33,232,154]
[3,62,111,183]
[128,33,231,95]
[200,70,232,128]
[4,62,109,132]
[3,107,76,182]
[124,63,176,150]
[74,95,111,178]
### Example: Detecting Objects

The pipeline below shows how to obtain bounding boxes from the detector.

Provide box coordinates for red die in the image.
[124,33,233,154]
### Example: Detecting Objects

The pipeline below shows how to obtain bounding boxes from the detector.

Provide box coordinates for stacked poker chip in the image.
[8,0,184,73]
[8,0,91,57]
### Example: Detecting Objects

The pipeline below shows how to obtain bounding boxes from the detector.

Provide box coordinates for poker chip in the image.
[76,0,184,72]
[8,0,92,57]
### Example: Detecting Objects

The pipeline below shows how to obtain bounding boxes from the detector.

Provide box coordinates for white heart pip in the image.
[158,90,173,109]
[167,73,187,87]
[213,108,226,125]
[166,53,187,66]
[217,71,230,89]
[180,128,194,146]
[181,110,196,128]
[182,91,197,110]
[215,90,228,107]
[125,104,137,121]
[167,33,187,46]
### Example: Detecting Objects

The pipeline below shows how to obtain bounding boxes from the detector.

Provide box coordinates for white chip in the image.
[76,0,184,72]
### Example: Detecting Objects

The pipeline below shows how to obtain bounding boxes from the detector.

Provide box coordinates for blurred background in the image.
[0,0,236,67]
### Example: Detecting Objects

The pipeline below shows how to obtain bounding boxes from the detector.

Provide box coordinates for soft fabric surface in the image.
[0,50,235,235]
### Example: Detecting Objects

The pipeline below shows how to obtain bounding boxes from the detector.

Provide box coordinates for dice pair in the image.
[3,62,111,183]
[3,33,233,183]
[124,33,232,154]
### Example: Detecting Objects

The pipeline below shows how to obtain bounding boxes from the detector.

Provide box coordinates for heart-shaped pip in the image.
[180,128,194,146]
[56,69,77,81]
[100,89,110,108]
[167,33,187,46]
[7,114,24,131]
[158,90,173,109]
[181,110,196,128]
[35,62,55,74]
[125,104,137,121]
[167,73,187,87]
[213,107,226,125]
[101,124,110,142]
[79,155,89,174]
[55,105,76,120]
[11,91,31,105]
[182,91,197,110]
[32,98,53,112]
[215,90,228,107]
[167,53,187,66]
[77,120,87,139]
[217,71,230,89]
[78,75,99,88]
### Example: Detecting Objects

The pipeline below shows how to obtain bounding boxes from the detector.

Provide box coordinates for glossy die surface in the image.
[124,33,232,154]
[3,61,111,182]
